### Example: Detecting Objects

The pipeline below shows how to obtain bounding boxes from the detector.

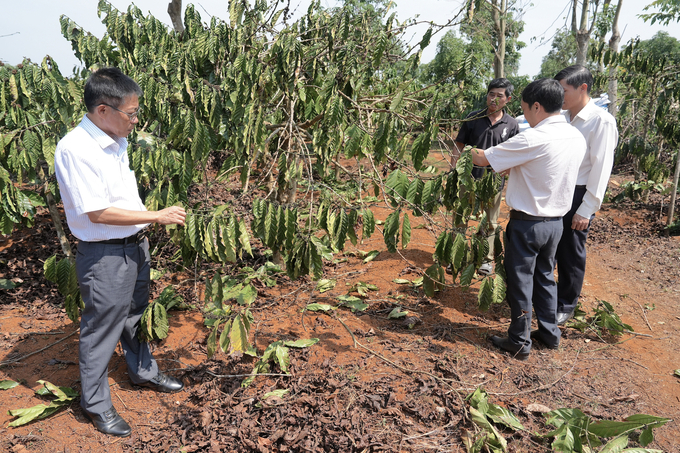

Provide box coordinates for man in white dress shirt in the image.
[55,67,186,437]
[553,65,619,325]
[472,78,586,360]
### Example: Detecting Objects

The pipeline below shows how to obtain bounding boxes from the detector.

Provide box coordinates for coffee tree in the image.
[1,0,507,354]
[592,36,680,225]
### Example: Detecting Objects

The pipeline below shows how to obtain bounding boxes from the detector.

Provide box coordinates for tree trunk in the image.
[46,192,74,262]
[38,167,74,262]
[167,0,184,34]
[491,0,507,78]
[575,0,591,65]
[607,0,623,117]
[668,148,680,231]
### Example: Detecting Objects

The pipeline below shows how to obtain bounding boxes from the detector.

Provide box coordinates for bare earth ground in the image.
[0,174,679,453]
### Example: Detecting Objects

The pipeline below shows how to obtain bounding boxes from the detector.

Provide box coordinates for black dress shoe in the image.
[137,372,184,393]
[530,330,559,349]
[84,406,131,437]
[556,309,575,326]
[489,335,530,361]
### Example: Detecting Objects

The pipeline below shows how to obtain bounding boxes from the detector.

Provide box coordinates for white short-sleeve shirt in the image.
[54,115,149,241]
[485,115,587,218]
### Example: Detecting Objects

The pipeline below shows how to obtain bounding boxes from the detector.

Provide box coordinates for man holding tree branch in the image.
[471,78,586,360]
[55,67,186,437]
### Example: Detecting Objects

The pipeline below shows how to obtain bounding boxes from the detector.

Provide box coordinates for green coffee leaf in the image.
[388,307,408,319]
[316,279,337,293]
[363,250,380,263]
[8,380,78,427]
[338,296,369,312]
[283,338,319,348]
[0,380,19,390]
[263,389,290,399]
[1,278,16,289]
[305,303,335,312]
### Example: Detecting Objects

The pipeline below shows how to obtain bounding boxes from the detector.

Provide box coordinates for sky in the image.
[0,0,676,77]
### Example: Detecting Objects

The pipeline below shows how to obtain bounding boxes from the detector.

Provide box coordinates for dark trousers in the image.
[76,239,158,415]
[556,187,591,315]
[504,217,563,353]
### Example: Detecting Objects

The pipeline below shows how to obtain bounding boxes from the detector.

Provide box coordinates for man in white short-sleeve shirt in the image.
[55,67,186,437]
[553,65,619,325]
[472,78,586,360]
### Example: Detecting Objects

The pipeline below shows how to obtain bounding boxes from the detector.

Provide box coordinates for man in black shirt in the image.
[453,78,520,274]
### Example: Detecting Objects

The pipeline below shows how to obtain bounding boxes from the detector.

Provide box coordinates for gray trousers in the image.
[504,217,563,354]
[76,239,158,414]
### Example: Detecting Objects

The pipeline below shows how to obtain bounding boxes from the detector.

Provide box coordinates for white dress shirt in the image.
[55,115,148,241]
[485,115,587,217]
[563,99,619,218]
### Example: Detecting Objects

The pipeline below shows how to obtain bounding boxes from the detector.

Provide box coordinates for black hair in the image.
[554,65,593,93]
[488,78,514,98]
[84,67,143,112]
[521,78,564,113]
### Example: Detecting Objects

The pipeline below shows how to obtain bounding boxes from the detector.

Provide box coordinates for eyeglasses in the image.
[99,103,140,122]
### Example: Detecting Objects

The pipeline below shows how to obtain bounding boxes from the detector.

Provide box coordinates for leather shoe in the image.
[136,372,184,393]
[530,330,559,349]
[489,335,529,361]
[84,406,131,437]
[556,309,575,326]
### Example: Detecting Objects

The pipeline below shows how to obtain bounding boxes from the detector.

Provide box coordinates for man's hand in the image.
[471,148,490,167]
[157,206,186,226]
[571,213,590,230]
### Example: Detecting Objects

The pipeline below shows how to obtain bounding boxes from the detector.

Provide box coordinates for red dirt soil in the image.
[1,176,679,452]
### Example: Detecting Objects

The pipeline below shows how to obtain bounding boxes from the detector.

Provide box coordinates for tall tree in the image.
[572,0,603,65]
[640,0,680,25]
[607,0,623,117]
[490,0,508,78]
[640,1,680,228]
[167,0,184,34]
[538,29,578,78]
[463,0,525,78]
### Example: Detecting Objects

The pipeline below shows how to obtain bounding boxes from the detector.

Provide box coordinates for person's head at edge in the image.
[520,78,564,128]
[486,77,514,114]
[84,67,142,140]
[554,64,592,116]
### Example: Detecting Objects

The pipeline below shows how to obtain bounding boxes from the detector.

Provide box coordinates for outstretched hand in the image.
[157,206,186,226]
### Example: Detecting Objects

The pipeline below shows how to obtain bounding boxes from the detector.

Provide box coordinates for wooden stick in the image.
[8,331,65,336]
[204,370,292,379]
[628,295,653,331]
[0,330,78,366]
[581,356,649,370]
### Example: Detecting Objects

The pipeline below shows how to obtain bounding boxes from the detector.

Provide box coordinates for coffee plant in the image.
[1,0,507,354]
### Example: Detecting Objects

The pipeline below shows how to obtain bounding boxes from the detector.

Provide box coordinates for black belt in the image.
[509,210,561,222]
[93,232,145,245]
[575,185,586,189]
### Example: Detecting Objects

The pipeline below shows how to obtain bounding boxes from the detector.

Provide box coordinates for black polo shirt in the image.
[456,109,520,179]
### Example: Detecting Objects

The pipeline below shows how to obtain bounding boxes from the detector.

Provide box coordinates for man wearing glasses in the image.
[55,67,186,437]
